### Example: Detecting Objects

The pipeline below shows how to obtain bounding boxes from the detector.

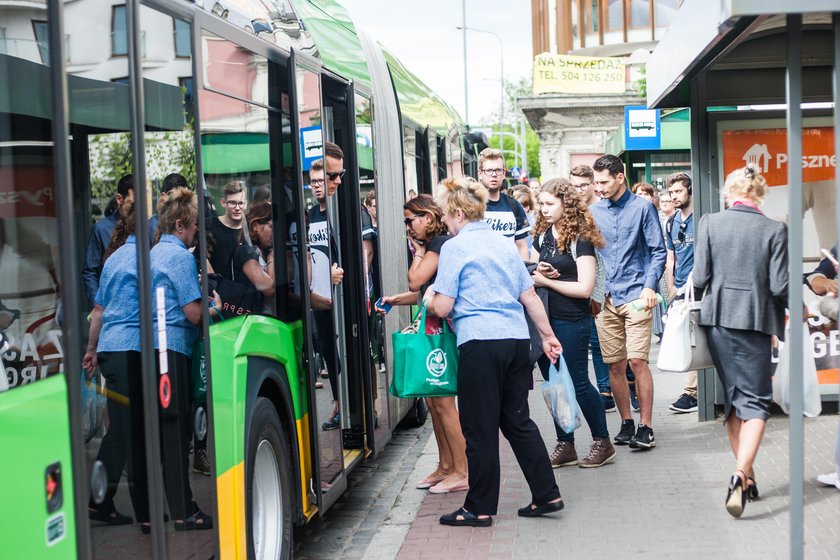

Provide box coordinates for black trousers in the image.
[96,350,197,522]
[96,351,148,520]
[158,350,198,520]
[314,310,341,401]
[457,339,560,515]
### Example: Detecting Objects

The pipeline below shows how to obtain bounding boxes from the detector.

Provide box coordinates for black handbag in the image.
[208,271,262,318]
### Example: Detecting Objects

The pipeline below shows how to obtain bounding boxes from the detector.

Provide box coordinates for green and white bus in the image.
[0,1,472,558]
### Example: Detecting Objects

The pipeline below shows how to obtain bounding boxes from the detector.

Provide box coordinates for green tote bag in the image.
[390,304,458,398]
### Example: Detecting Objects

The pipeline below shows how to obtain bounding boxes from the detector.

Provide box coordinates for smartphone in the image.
[537,261,556,272]
[375,297,392,314]
[820,248,839,267]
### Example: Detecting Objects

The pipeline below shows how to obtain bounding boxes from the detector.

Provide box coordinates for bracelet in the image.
[413,254,423,259]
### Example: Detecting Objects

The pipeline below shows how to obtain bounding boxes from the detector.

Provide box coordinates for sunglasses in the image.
[327,169,346,181]
[677,221,689,244]
[404,214,423,226]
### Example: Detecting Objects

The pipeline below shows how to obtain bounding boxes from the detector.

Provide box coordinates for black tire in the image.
[398,397,428,429]
[246,397,293,560]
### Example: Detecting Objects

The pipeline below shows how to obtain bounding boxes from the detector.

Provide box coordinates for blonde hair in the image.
[434,177,488,222]
[724,164,767,204]
[534,178,604,252]
[478,147,504,170]
[157,187,197,235]
[512,185,535,213]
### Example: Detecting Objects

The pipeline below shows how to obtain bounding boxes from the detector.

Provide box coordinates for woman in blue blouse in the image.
[150,187,219,531]
[426,178,564,527]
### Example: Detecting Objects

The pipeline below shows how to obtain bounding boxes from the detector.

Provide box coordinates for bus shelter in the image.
[646,2,840,558]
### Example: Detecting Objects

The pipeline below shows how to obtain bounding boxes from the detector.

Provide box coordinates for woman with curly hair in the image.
[532,178,615,469]
[378,194,468,494]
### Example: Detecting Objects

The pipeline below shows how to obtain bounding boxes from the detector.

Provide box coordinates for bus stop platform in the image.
[376,362,840,560]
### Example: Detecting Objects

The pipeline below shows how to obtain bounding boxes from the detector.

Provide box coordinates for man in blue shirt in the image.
[664,172,699,414]
[82,174,133,307]
[590,155,666,450]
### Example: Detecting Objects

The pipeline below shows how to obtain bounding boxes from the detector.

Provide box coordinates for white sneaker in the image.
[816,472,840,489]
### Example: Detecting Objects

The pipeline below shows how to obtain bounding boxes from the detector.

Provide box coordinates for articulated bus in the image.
[0,1,477,558]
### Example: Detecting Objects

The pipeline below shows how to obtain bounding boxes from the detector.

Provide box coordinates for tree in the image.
[479,75,541,178]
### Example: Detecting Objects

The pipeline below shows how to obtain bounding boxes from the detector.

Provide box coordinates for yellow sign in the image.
[533,53,625,94]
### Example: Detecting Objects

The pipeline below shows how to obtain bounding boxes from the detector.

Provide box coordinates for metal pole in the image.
[785,13,804,560]
[499,36,504,160]
[834,10,840,415]
[462,0,469,127]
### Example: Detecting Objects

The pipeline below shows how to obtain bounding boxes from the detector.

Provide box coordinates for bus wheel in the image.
[247,397,292,560]
[398,398,428,429]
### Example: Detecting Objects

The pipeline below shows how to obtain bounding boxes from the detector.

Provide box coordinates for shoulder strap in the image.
[666,213,677,237]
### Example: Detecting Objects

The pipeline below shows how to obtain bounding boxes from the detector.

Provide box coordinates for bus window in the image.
[141,7,217,555]
[403,125,418,201]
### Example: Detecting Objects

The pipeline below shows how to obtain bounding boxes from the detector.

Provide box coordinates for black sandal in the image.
[175,510,214,531]
[89,506,132,526]
[439,507,492,527]
[518,499,565,517]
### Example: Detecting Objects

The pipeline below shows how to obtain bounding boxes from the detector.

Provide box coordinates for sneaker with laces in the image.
[601,393,616,413]
[549,441,578,468]
[629,424,656,449]
[322,412,340,431]
[192,448,211,476]
[630,388,640,412]
[578,437,616,468]
[614,419,635,445]
[669,393,698,413]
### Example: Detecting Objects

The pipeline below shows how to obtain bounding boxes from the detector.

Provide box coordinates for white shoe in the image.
[816,472,840,489]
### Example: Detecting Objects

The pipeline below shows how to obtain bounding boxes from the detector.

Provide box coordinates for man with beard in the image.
[664,172,698,414]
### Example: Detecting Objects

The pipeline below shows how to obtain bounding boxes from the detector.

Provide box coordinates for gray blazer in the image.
[693,205,788,338]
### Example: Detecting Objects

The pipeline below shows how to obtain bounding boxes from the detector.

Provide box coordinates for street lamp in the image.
[457,25,504,153]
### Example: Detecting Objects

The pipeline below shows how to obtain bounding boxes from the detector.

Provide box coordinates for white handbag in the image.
[656,277,714,372]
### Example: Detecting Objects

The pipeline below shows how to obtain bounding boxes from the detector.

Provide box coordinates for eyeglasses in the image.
[572,182,592,190]
[327,169,346,181]
[404,214,423,226]
[310,179,325,186]
[226,200,245,207]
[481,168,505,177]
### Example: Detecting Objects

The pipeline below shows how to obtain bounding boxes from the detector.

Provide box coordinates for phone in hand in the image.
[537,261,556,273]
[375,297,392,314]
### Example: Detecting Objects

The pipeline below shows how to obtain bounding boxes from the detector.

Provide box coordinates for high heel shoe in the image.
[746,476,759,501]
[725,470,747,518]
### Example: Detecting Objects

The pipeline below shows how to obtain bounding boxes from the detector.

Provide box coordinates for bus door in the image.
[354,89,393,452]
[320,74,372,463]
[292,60,349,506]
[0,3,77,557]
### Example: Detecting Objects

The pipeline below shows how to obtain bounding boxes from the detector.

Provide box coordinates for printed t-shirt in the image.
[484,194,531,241]
[534,228,596,321]
[307,205,338,299]
[665,212,695,289]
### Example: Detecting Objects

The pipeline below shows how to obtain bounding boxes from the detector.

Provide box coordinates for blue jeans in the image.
[543,317,609,443]
[589,315,611,394]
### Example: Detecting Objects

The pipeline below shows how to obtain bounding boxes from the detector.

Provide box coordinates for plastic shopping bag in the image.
[540,355,580,433]
[772,327,822,418]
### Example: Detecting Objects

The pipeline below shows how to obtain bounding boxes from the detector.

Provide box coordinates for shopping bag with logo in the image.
[389,304,458,398]
[656,277,713,372]
[772,327,822,418]
[540,355,580,433]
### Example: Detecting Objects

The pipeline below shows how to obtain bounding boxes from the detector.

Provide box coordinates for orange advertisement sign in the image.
[722,127,836,187]
[0,165,56,218]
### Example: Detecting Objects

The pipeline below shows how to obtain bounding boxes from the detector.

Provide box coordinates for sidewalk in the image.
[389,359,840,560]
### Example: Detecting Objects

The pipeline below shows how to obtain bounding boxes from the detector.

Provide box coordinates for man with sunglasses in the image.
[478,148,531,260]
[664,171,698,414]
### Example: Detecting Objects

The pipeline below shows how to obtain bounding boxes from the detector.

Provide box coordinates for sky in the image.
[338,0,533,126]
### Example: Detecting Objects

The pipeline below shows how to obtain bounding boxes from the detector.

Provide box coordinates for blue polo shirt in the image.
[665,212,694,289]
[96,235,141,353]
[151,234,203,356]
[590,188,666,306]
[433,221,532,346]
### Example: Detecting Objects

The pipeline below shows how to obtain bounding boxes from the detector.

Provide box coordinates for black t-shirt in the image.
[533,228,595,321]
[419,234,451,298]
[209,216,242,279]
[231,243,262,291]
